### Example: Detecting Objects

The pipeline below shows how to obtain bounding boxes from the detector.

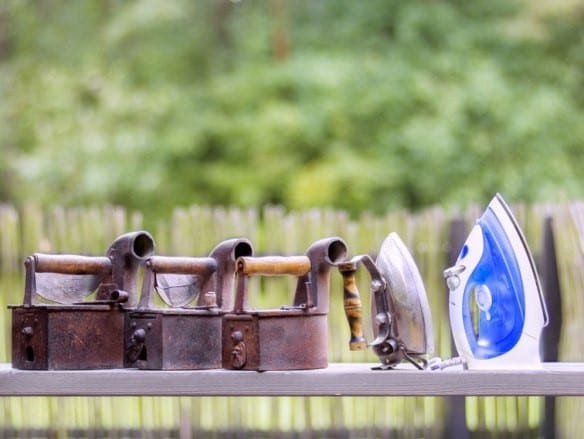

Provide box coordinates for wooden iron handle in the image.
[33,254,112,275]
[236,256,311,277]
[232,255,311,314]
[147,256,217,276]
[338,261,367,351]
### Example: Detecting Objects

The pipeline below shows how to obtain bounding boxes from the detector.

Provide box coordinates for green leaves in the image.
[1,0,583,216]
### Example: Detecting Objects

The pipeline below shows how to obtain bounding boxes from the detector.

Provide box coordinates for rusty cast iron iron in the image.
[10,231,155,370]
[222,237,348,371]
[125,238,254,370]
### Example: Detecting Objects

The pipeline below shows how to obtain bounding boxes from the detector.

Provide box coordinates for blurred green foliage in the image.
[0,0,582,217]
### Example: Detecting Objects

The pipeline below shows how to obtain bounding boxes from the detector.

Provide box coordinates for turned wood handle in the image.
[147,256,217,275]
[338,261,367,351]
[236,256,311,277]
[33,254,112,275]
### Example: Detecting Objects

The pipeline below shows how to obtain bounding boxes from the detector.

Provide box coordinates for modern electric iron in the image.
[444,193,548,370]
[338,232,434,369]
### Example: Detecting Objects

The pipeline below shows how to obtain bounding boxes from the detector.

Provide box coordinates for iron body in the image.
[10,231,155,370]
[222,237,348,371]
[444,194,548,369]
[125,311,223,370]
[125,239,253,370]
[338,232,434,369]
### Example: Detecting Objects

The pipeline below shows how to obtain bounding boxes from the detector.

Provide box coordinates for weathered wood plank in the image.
[1,363,583,397]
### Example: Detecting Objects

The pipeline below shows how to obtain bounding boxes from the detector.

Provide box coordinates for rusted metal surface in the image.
[11,308,48,370]
[126,238,253,370]
[12,307,126,370]
[10,231,155,370]
[125,312,223,370]
[222,237,347,371]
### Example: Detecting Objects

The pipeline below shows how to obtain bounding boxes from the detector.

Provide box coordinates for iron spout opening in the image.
[326,239,348,265]
[104,231,156,306]
[295,237,348,313]
[208,238,254,310]
[107,230,155,262]
[131,232,156,260]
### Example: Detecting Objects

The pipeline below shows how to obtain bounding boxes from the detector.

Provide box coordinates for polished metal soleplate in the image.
[373,232,434,355]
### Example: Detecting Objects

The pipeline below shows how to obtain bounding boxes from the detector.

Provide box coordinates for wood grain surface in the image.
[1,363,583,397]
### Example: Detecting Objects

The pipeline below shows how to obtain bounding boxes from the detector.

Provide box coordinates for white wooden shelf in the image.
[1,362,583,397]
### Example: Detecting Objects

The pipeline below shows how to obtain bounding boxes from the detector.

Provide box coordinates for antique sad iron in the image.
[222,237,348,371]
[338,232,434,369]
[10,231,155,370]
[444,194,548,369]
[125,238,253,370]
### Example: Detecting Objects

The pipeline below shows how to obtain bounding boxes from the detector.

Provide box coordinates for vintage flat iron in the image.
[444,193,548,369]
[125,238,253,370]
[10,231,155,370]
[222,237,348,371]
[338,232,434,369]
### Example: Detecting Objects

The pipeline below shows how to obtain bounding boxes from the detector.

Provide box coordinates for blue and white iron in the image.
[444,194,548,369]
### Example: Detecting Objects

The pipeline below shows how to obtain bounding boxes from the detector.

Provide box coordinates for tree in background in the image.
[0,0,582,217]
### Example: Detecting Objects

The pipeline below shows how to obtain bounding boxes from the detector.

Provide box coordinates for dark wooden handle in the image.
[338,262,367,351]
